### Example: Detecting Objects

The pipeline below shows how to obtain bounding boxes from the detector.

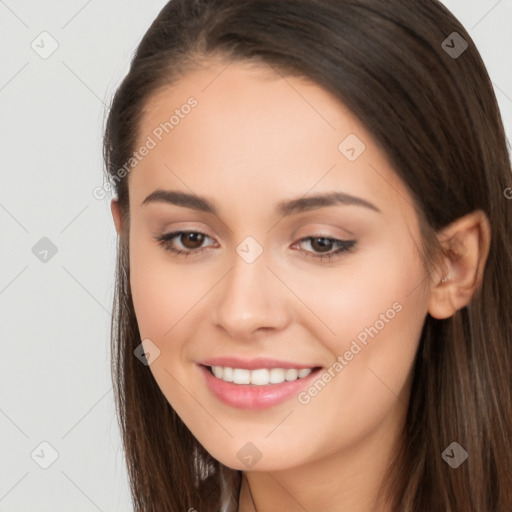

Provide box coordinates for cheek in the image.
[292,232,428,354]
[319,242,428,416]
[128,240,203,414]
[272,258,428,465]
[294,235,429,413]
[128,235,193,340]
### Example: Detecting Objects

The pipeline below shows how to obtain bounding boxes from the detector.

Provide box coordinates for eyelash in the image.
[154,230,356,262]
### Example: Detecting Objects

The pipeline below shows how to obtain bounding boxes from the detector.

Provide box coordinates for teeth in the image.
[251,369,269,385]
[233,368,251,384]
[269,368,286,384]
[285,369,298,381]
[222,366,234,382]
[210,366,313,385]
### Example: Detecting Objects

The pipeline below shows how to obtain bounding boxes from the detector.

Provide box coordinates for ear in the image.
[110,198,124,236]
[428,210,491,319]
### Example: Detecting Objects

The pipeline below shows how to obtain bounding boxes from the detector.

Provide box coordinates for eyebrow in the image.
[141,189,381,215]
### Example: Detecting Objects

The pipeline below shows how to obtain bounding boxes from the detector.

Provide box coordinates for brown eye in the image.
[309,237,334,253]
[155,230,216,257]
[180,232,206,249]
[293,236,357,262]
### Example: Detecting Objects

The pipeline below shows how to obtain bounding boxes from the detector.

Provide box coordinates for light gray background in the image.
[1,1,511,511]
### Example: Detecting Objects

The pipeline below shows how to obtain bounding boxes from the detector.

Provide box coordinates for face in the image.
[112,59,433,471]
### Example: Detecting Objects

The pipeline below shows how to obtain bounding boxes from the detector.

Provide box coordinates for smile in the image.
[209,366,313,385]
[199,363,322,410]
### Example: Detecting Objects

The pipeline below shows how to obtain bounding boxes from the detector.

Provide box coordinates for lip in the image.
[198,362,322,410]
[199,356,319,370]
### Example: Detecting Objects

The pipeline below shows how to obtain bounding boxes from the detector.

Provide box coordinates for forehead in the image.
[130,59,413,222]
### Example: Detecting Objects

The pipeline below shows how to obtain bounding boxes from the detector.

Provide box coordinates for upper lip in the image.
[199,356,321,370]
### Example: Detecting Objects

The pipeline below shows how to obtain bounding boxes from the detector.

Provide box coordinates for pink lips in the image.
[198,357,321,410]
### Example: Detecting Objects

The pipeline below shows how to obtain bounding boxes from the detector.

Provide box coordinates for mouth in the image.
[202,364,323,386]
[198,363,324,410]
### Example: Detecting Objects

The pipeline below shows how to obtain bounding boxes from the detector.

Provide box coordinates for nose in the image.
[212,250,291,341]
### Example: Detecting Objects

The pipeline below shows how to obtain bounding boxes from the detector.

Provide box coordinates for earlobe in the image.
[427,210,491,320]
[110,199,123,236]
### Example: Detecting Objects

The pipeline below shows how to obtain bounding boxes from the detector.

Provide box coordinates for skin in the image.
[110,58,491,511]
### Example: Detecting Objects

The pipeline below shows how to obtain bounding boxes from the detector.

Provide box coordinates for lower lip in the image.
[198,365,321,410]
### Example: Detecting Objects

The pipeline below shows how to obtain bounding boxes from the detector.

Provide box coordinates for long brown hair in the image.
[102,1,512,510]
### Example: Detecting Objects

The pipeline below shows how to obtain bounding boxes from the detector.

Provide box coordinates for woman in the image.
[103,0,512,510]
